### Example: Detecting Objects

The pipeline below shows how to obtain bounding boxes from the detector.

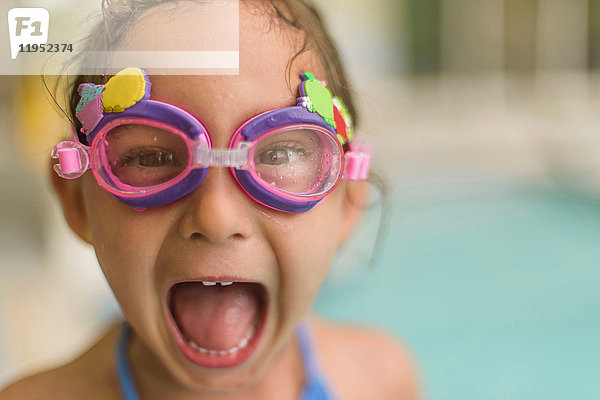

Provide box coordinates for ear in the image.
[49,157,92,244]
[338,179,369,244]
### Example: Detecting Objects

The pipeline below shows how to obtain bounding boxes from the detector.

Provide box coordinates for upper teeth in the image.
[202,281,233,286]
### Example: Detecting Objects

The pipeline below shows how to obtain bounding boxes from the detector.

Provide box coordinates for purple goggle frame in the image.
[52,71,371,213]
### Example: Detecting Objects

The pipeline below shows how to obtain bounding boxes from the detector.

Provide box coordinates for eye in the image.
[118,147,178,168]
[257,144,309,166]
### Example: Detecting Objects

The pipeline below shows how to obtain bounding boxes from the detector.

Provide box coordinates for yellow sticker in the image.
[102,68,147,113]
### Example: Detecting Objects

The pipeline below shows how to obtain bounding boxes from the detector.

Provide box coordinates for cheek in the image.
[270,190,345,311]
[80,175,169,318]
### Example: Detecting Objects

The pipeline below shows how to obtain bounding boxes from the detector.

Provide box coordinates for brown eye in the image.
[260,149,290,165]
[128,149,176,167]
[257,146,307,166]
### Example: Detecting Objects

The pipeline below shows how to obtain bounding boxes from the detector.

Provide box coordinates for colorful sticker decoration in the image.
[76,84,104,113]
[299,72,335,127]
[298,72,355,146]
[332,96,354,144]
[333,103,347,144]
[76,84,105,135]
[75,68,152,136]
[102,68,151,113]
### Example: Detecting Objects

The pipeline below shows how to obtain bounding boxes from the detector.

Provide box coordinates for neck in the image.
[126,327,305,400]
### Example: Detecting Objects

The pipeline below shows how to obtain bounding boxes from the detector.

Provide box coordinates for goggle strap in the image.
[51,141,90,179]
[343,143,371,181]
[194,142,251,169]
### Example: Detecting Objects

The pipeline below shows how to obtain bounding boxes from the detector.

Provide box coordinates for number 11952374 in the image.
[19,43,73,53]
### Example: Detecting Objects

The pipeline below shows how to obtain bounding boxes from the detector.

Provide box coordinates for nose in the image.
[177,167,254,243]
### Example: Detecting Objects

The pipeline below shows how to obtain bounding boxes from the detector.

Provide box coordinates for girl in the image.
[1,0,418,399]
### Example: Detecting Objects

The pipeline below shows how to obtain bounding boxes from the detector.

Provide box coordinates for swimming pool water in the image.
[314,182,600,400]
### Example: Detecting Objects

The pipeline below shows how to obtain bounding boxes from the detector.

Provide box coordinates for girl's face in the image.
[54,1,362,394]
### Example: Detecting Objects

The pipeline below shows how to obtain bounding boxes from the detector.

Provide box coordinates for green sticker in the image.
[304,79,335,127]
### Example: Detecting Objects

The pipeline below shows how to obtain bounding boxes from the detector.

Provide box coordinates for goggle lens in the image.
[99,123,191,189]
[252,127,341,196]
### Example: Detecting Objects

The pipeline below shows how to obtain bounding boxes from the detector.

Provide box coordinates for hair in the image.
[45,0,358,144]
[45,0,389,268]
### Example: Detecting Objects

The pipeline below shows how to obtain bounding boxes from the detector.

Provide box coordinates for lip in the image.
[164,279,269,368]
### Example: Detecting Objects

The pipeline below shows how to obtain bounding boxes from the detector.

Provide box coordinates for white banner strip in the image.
[78,51,239,70]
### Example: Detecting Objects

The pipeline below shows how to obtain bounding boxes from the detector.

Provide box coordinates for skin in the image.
[0,2,419,399]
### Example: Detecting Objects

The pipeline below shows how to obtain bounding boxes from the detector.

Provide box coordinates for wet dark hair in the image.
[45,0,389,268]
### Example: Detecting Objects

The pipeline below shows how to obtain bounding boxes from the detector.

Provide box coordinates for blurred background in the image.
[2,0,600,398]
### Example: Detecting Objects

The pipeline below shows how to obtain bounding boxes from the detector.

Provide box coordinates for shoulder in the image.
[310,316,420,400]
[0,322,123,400]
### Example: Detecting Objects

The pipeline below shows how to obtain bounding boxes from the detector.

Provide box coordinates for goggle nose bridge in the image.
[192,141,253,170]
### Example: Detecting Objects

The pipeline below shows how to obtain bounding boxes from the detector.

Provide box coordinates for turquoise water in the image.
[313,183,600,400]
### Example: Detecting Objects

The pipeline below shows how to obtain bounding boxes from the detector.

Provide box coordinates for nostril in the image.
[232,233,244,241]
[190,232,245,241]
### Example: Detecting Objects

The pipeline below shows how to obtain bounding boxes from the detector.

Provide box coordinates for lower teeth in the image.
[186,318,257,356]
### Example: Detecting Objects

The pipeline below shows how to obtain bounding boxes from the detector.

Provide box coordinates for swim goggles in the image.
[52,68,370,213]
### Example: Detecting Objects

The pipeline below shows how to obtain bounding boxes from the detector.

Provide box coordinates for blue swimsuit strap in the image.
[296,320,337,400]
[116,324,140,400]
[116,321,336,400]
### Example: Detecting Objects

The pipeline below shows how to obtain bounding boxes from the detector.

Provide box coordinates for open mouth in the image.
[167,280,268,368]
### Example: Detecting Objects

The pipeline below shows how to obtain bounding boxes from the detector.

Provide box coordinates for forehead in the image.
[116,0,323,130]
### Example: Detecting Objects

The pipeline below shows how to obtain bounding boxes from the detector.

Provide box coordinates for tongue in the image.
[171,282,260,351]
